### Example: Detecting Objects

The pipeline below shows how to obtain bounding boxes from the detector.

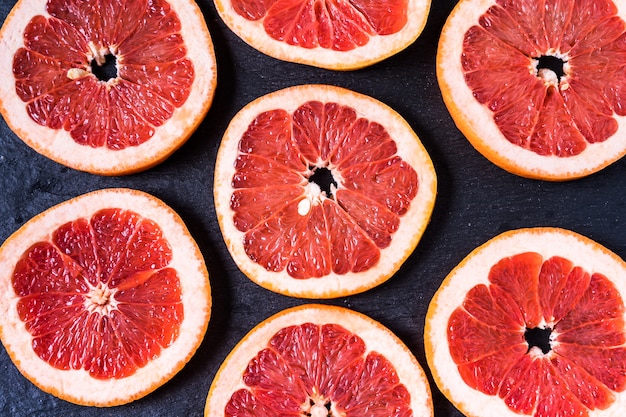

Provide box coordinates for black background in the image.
[1,0,626,416]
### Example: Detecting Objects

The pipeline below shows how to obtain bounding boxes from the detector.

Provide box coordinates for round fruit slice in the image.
[213,0,431,70]
[438,0,626,180]
[425,227,626,417]
[0,188,211,406]
[205,304,433,416]
[214,84,437,298]
[0,0,217,175]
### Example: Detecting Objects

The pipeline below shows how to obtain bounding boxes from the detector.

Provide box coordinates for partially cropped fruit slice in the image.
[214,84,437,298]
[0,0,217,175]
[438,0,626,180]
[425,227,626,417]
[0,188,211,406]
[213,0,431,70]
[205,304,433,416]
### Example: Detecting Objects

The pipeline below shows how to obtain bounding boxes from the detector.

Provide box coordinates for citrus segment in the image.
[205,304,433,417]
[426,228,626,417]
[214,0,431,69]
[438,0,626,180]
[0,188,211,406]
[214,84,436,298]
[0,0,216,175]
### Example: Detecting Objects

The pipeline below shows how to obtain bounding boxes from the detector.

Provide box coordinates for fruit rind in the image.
[0,188,211,406]
[0,0,217,175]
[213,0,431,70]
[214,84,437,298]
[437,0,626,180]
[205,304,433,416]
[425,227,626,417]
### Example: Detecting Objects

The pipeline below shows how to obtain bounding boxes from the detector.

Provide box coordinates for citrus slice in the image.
[213,0,431,70]
[425,227,626,417]
[0,0,217,175]
[0,188,211,406]
[205,304,433,416]
[438,0,626,180]
[214,84,437,298]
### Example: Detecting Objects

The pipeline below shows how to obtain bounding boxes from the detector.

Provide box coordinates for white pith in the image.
[437,0,626,179]
[0,0,217,175]
[213,84,437,298]
[213,0,431,70]
[425,227,626,417]
[0,188,211,406]
[205,304,433,417]
[85,282,119,315]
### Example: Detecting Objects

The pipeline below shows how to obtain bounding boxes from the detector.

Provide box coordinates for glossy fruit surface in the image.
[214,84,437,298]
[213,0,431,69]
[206,304,433,417]
[0,188,211,406]
[0,0,217,175]
[438,0,626,180]
[426,227,626,417]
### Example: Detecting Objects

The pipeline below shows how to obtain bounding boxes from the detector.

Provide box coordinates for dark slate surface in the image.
[1,1,626,416]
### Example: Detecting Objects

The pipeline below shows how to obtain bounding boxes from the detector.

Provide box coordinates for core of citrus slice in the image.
[0,0,217,175]
[213,0,431,70]
[205,304,433,416]
[438,0,626,180]
[0,188,211,406]
[213,84,437,299]
[425,227,626,417]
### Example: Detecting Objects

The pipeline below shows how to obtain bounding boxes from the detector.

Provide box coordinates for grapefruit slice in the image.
[213,0,431,70]
[425,227,626,417]
[0,188,211,406]
[438,0,626,180]
[0,0,217,175]
[214,84,437,298]
[205,304,433,416]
